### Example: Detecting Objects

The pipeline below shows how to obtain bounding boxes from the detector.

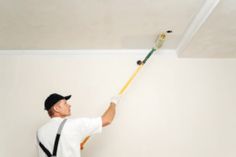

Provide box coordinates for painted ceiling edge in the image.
[0,49,177,58]
[176,0,220,55]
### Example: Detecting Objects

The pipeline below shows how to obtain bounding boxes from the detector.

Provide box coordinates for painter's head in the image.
[44,93,71,118]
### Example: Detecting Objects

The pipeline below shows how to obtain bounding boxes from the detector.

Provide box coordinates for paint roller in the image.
[80,31,171,150]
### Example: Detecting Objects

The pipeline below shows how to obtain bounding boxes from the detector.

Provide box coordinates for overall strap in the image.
[37,136,52,157]
[37,119,67,157]
[52,119,67,156]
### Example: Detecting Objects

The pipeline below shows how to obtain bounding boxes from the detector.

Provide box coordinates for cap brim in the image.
[64,95,71,100]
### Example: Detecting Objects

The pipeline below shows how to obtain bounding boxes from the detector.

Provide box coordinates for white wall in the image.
[0,51,236,157]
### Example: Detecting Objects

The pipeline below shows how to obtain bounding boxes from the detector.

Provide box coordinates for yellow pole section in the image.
[80,136,90,149]
[119,64,144,95]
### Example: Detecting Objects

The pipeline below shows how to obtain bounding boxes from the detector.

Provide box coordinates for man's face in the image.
[55,99,71,117]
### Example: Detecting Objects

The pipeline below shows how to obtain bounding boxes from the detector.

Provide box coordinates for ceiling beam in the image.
[176,0,220,55]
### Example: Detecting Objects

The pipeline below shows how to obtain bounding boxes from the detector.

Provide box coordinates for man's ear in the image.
[53,104,61,113]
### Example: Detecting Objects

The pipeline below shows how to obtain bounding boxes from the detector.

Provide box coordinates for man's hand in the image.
[111,95,122,105]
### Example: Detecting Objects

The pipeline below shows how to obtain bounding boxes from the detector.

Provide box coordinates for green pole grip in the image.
[142,48,156,64]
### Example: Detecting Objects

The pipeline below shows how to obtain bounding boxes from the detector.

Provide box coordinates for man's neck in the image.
[51,115,66,118]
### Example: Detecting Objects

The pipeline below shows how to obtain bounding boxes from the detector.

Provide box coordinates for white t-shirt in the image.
[37,117,102,157]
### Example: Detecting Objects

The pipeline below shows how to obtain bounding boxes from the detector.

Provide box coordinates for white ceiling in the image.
[0,0,235,58]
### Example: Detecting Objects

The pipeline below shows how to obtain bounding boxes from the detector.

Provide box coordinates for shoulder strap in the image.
[37,119,67,157]
[52,119,67,156]
[37,136,52,157]
[37,133,52,157]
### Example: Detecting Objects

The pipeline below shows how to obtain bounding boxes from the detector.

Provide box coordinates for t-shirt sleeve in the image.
[70,117,102,140]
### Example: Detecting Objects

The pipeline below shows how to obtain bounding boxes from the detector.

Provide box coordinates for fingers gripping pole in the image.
[80,32,167,150]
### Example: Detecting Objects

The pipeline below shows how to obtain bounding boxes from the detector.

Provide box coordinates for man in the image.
[37,93,120,157]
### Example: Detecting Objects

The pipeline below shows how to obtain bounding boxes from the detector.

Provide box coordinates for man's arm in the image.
[80,95,121,150]
[102,102,116,127]
[101,95,121,127]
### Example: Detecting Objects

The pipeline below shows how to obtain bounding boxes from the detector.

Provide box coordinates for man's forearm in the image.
[101,103,116,127]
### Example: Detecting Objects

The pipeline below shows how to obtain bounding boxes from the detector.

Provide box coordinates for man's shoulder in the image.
[65,117,102,128]
[37,121,51,135]
[37,118,63,134]
[67,117,101,123]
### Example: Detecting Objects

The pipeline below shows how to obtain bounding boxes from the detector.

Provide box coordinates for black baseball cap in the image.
[44,93,71,111]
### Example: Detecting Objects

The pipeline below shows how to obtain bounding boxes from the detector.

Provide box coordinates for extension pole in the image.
[80,32,167,150]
